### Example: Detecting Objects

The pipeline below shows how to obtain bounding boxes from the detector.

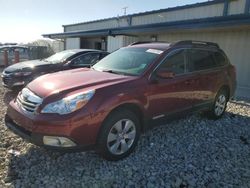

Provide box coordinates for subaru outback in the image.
[5,41,236,160]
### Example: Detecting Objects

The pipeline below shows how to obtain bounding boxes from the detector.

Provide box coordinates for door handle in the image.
[185,80,193,85]
[185,79,199,85]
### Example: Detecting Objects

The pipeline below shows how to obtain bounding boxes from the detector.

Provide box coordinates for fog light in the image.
[13,81,25,86]
[43,136,76,147]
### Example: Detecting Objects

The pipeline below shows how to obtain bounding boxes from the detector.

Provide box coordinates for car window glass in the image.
[187,49,217,72]
[213,51,227,66]
[158,50,185,74]
[100,53,108,59]
[46,50,77,64]
[72,53,100,66]
[93,48,160,76]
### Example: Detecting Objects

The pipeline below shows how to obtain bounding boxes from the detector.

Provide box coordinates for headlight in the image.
[41,90,95,115]
[13,71,32,76]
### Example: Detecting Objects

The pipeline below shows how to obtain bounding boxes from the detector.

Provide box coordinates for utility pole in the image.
[122,6,128,15]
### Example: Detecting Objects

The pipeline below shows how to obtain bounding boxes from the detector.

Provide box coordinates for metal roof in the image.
[43,14,250,39]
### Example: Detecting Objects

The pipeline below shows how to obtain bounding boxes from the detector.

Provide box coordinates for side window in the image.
[187,49,217,72]
[100,53,108,59]
[213,51,227,66]
[72,53,100,66]
[158,50,185,74]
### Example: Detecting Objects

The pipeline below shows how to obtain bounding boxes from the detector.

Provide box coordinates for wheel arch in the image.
[96,102,147,144]
[218,85,230,101]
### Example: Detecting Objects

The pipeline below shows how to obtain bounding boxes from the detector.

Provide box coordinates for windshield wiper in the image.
[101,69,127,75]
[41,58,49,62]
[92,67,135,76]
[90,66,96,70]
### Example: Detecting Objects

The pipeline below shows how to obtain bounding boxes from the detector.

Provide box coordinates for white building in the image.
[43,0,250,98]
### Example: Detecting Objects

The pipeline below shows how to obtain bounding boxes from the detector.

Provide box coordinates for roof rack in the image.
[171,40,219,48]
[129,41,168,46]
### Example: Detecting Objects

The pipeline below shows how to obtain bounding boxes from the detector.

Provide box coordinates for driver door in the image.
[147,49,199,120]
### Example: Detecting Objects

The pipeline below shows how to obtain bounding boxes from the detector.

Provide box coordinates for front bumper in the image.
[2,75,27,88]
[5,115,95,152]
[5,114,43,145]
[5,100,99,152]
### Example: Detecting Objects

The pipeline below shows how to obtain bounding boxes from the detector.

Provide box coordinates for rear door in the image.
[186,49,223,107]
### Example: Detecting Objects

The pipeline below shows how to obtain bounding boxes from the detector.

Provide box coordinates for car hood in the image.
[4,59,51,73]
[27,68,136,98]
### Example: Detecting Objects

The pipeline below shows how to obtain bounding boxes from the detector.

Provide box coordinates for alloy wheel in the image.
[214,94,226,116]
[107,119,136,155]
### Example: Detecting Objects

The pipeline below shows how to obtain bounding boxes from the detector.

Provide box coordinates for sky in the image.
[0,0,207,44]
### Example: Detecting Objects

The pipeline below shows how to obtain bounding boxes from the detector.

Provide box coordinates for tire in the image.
[207,89,229,119]
[97,109,141,161]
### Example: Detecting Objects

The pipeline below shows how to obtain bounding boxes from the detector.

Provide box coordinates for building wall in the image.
[138,29,250,98]
[107,35,138,52]
[123,36,138,47]
[80,37,103,49]
[228,0,246,15]
[65,38,80,49]
[51,40,64,52]
[107,36,124,52]
[132,4,224,25]
[64,0,246,32]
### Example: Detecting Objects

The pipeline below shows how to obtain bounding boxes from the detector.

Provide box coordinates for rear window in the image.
[187,49,217,72]
[46,50,77,64]
[213,51,227,66]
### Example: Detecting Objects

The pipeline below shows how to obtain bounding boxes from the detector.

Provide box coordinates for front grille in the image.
[2,71,12,85]
[16,88,43,113]
[2,76,12,85]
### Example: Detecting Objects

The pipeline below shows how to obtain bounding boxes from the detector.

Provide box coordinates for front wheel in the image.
[208,89,228,119]
[98,109,140,161]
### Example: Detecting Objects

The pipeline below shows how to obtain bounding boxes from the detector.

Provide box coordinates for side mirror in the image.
[63,60,71,66]
[156,69,175,79]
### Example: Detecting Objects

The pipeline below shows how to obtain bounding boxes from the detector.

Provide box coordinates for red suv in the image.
[5,41,236,160]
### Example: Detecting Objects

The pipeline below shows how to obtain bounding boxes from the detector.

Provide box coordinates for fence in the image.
[0,46,51,67]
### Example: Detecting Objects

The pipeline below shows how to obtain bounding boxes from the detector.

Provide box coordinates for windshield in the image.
[45,50,77,64]
[92,47,162,76]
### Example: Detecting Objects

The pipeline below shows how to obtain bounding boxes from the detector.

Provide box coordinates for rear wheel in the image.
[98,109,140,161]
[208,89,228,119]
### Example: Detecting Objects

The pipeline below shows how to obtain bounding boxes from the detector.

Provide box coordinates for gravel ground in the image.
[0,83,250,187]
